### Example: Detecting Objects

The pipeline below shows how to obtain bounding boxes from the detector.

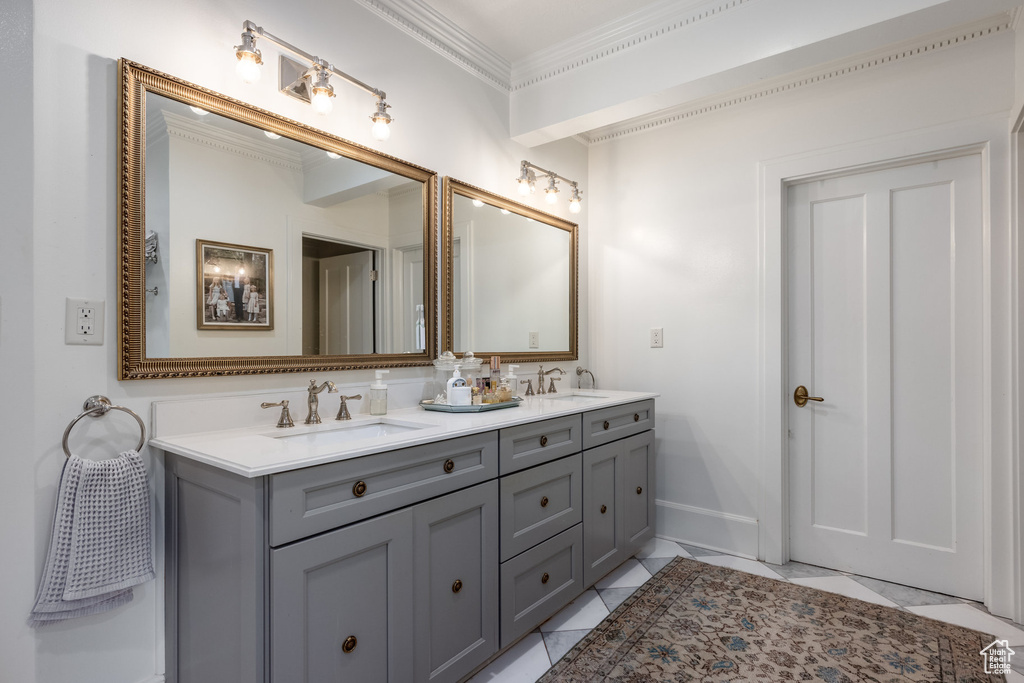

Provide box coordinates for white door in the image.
[319,252,374,355]
[787,154,984,600]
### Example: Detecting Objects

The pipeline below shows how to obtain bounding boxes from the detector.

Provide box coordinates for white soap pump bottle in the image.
[370,370,390,415]
[506,365,519,397]
[446,364,471,406]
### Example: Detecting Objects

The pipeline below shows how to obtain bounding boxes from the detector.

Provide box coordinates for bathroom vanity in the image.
[152,390,655,683]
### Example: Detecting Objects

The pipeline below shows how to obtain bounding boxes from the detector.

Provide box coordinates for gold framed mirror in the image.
[441,177,577,363]
[118,60,437,379]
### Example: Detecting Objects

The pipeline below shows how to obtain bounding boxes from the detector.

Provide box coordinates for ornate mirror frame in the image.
[118,60,437,379]
[441,177,578,363]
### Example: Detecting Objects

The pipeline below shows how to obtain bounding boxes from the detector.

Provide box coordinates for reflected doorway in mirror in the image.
[196,239,274,330]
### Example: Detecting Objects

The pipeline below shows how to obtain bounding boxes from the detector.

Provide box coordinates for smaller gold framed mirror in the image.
[441,177,578,363]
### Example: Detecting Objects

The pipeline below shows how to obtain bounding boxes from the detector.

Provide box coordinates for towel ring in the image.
[62,395,146,459]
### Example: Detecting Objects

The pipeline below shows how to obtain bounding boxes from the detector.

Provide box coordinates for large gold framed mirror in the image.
[441,177,577,363]
[118,60,437,379]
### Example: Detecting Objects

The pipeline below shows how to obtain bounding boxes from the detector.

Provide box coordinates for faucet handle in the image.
[336,394,363,421]
[520,379,535,396]
[547,376,562,394]
[261,400,295,428]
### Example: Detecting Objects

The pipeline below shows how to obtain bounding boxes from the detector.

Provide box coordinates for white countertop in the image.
[150,390,657,478]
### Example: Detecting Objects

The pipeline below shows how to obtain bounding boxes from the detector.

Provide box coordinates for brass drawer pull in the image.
[342,635,357,653]
[540,496,549,507]
[634,413,640,422]
[602,420,610,430]
[353,480,367,497]
[636,486,643,495]
[541,572,550,584]
[600,504,607,514]
[539,435,548,447]
[443,458,455,473]
[452,579,463,594]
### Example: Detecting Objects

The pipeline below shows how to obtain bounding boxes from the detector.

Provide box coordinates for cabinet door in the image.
[623,430,655,553]
[413,481,499,683]
[582,442,625,587]
[270,508,413,683]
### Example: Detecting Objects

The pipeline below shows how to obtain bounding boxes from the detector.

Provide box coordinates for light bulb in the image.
[517,179,532,196]
[311,89,334,115]
[371,118,391,141]
[569,198,582,214]
[235,52,262,84]
[326,152,342,159]
[213,265,221,273]
[545,190,558,205]
[472,199,484,208]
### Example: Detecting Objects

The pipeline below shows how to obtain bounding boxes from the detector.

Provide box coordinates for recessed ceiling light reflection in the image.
[472,200,484,208]
[190,106,209,116]
[264,131,281,140]
[326,152,342,159]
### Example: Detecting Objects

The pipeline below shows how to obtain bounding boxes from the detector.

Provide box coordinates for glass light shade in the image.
[569,198,582,214]
[517,179,532,196]
[235,52,262,84]
[545,190,558,205]
[311,89,334,115]
[371,118,391,141]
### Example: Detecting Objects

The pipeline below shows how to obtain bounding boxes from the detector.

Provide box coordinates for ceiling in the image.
[415,0,668,63]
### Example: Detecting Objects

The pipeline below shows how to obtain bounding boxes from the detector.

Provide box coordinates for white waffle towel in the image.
[28,451,154,627]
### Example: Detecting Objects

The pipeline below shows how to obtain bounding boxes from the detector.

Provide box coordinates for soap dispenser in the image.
[446,364,471,406]
[370,370,390,415]
[506,365,519,398]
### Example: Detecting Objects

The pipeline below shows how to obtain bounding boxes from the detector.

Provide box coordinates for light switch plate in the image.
[65,298,105,345]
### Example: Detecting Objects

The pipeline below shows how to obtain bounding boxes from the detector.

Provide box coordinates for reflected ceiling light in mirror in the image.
[516,160,582,212]
[500,209,511,215]
[233,20,394,139]
[326,151,342,159]
[264,131,281,140]
[472,199,484,208]
[190,106,209,116]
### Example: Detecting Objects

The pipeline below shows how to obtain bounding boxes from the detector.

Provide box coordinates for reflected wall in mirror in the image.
[119,60,436,379]
[441,178,577,363]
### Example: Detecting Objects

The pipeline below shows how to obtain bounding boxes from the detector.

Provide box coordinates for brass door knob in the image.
[541,572,550,584]
[539,435,548,447]
[540,496,549,507]
[634,413,640,422]
[342,635,357,653]
[443,458,455,473]
[603,421,610,430]
[600,504,607,514]
[636,486,643,495]
[352,480,367,497]
[793,385,825,408]
[452,579,463,593]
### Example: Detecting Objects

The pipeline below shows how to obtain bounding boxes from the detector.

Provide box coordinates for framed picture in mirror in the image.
[196,240,273,330]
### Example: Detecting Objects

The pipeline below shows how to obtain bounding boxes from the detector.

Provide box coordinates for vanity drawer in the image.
[499,414,582,474]
[499,453,582,562]
[499,523,584,647]
[582,399,655,450]
[269,432,498,546]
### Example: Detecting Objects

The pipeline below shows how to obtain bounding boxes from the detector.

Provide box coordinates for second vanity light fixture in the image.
[234,20,394,141]
[515,160,582,214]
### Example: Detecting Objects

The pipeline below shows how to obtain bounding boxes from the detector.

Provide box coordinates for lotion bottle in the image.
[447,364,471,406]
[370,370,390,415]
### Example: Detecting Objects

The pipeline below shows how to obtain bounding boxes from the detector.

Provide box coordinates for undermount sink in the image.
[274,419,427,447]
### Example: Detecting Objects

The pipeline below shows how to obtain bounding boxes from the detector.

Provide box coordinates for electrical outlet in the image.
[650,327,664,348]
[65,298,105,345]
[529,331,539,349]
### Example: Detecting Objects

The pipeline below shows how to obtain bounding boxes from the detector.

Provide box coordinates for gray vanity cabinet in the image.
[270,507,414,683]
[582,440,626,587]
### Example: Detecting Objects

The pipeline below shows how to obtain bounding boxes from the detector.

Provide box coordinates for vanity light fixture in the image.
[233,20,394,140]
[515,160,583,213]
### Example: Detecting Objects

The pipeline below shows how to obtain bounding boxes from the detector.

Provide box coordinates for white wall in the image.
[0,1,587,682]
[588,31,1016,561]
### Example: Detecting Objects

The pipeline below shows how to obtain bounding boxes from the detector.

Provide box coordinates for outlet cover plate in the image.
[650,327,663,348]
[65,298,105,345]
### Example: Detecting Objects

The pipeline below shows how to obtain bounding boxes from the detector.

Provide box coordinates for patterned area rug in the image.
[541,557,1005,682]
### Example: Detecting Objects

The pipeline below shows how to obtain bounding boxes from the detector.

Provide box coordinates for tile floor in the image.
[468,538,1024,682]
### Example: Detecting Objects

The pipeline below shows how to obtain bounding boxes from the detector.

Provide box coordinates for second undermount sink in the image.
[274,419,427,447]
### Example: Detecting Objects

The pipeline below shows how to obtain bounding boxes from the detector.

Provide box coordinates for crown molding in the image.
[583,13,1013,145]
[160,110,304,171]
[511,0,758,90]
[354,0,511,91]
[1010,5,1023,30]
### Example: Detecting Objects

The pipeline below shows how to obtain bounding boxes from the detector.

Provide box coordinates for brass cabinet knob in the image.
[602,420,610,430]
[600,504,607,514]
[540,496,549,507]
[452,579,463,594]
[541,572,550,584]
[634,413,640,422]
[342,635,357,653]
[636,486,643,495]
[353,481,367,497]
[443,458,455,473]
[539,435,548,447]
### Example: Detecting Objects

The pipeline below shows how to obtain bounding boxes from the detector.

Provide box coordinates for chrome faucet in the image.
[537,366,566,395]
[260,400,294,428]
[336,394,362,421]
[306,379,338,424]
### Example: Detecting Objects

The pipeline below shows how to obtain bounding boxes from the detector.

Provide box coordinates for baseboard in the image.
[655,500,759,559]
[136,675,164,683]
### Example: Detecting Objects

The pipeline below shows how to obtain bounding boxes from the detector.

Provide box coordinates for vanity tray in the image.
[419,398,522,413]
